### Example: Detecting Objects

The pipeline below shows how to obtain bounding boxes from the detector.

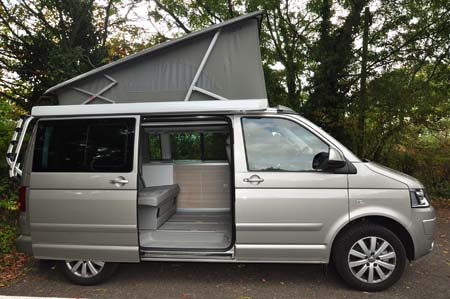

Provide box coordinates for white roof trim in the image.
[31,99,268,117]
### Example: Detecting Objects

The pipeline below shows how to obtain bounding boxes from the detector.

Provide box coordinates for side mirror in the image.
[312,152,329,170]
[312,148,347,170]
[328,148,346,169]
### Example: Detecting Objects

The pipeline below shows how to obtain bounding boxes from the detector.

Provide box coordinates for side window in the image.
[148,133,162,160]
[203,132,228,160]
[168,131,228,161]
[171,132,202,160]
[33,118,135,172]
[242,117,329,171]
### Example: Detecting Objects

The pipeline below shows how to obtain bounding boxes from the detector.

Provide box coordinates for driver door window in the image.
[242,117,329,172]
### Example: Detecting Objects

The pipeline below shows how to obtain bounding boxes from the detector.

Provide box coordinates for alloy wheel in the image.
[65,260,105,278]
[347,236,397,284]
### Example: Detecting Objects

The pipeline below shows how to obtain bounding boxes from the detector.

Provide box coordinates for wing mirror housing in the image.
[313,148,346,170]
[327,148,346,169]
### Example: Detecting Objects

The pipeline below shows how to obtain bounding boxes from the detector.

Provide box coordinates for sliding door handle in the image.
[111,176,129,187]
[243,175,264,185]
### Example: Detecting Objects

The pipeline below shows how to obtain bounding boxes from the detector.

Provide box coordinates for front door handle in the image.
[243,175,264,185]
[111,176,128,187]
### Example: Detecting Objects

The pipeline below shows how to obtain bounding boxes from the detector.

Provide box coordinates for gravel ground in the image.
[1,207,449,299]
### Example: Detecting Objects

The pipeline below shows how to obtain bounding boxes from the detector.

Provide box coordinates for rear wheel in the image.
[332,223,406,292]
[59,260,118,285]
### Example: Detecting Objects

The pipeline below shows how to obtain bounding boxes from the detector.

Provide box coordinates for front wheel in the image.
[332,223,407,292]
[59,260,118,285]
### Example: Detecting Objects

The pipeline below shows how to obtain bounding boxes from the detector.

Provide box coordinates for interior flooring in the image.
[139,210,232,249]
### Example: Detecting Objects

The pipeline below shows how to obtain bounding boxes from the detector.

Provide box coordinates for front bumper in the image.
[410,205,436,259]
[15,235,33,255]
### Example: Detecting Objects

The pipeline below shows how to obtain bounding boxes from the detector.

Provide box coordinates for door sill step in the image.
[140,249,234,261]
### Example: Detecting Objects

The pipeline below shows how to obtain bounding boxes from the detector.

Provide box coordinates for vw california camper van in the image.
[6,12,435,292]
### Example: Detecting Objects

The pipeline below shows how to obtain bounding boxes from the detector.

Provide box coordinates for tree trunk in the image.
[357,7,370,157]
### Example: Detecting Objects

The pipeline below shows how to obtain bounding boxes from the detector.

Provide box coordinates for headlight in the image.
[410,189,430,208]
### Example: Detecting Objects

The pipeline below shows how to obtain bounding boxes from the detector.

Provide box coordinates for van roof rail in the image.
[276,105,297,114]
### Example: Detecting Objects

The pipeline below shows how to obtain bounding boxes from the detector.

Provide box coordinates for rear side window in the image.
[33,118,135,172]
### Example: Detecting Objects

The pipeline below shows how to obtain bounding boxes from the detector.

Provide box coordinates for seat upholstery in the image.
[138,182,180,230]
[138,184,180,207]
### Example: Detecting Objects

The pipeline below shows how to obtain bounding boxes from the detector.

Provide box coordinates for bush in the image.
[0,100,25,257]
[381,127,450,198]
[0,225,18,256]
[0,178,19,257]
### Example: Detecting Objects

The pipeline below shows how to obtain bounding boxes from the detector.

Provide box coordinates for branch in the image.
[265,13,286,65]
[197,0,223,23]
[367,12,448,71]
[102,0,114,48]
[0,90,25,103]
[20,1,57,35]
[153,0,191,33]
[226,0,234,18]
[0,1,34,36]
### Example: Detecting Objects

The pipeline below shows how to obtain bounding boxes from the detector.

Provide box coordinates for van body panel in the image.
[349,163,408,189]
[30,172,137,190]
[28,116,140,262]
[233,115,349,262]
[235,244,327,262]
[364,162,424,189]
[234,188,348,261]
[346,187,437,259]
[349,188,412,228]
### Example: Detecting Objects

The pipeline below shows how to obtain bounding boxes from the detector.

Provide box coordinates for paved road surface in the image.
[1,212,449,299]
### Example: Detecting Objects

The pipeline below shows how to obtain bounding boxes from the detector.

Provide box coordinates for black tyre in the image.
[59,260,118,285]
[332,223,407,292]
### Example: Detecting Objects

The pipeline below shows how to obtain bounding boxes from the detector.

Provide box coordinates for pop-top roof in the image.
[40,10,267,113]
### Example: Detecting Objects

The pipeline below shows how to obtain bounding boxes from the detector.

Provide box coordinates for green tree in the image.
[0,0,145,110]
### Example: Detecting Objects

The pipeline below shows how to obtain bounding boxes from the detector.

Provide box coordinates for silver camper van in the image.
[7,12,435,292]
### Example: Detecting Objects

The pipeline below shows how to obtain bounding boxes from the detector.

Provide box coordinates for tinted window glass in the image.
[242,117,329,171]
[169,131,228,161]
[171,132,202,160]
[33,118,135,172]
[203,132,228,160]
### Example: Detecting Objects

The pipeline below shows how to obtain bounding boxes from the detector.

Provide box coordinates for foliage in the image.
[0,181,19,258]
[387,127,450,197]
[0,225,17,256]
[0,100,25,257]
[0,0,146,109]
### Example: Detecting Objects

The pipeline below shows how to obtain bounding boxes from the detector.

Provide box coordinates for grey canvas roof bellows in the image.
[43,11,267,110]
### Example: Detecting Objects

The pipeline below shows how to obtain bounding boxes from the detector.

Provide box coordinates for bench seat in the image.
[138,184,180,230]
[138,184,180,207]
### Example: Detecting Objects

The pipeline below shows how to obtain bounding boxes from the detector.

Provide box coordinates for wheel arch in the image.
[330,216,415,261]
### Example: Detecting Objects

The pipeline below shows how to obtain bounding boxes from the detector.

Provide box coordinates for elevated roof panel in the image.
[44,11,264,96]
